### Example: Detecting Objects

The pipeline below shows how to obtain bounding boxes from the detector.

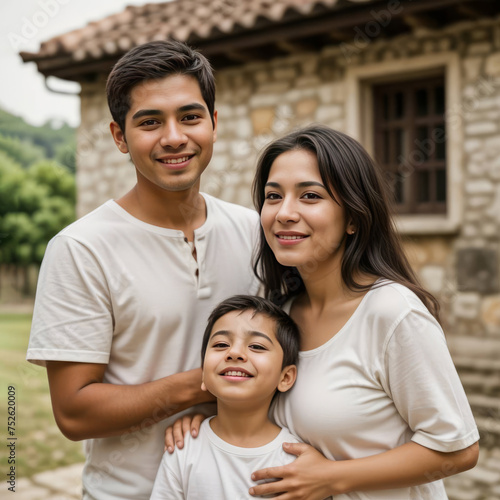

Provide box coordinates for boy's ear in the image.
[201,382,207,392]
[110,121,129,154]
[212,109,218,143]
[277,365,297,393]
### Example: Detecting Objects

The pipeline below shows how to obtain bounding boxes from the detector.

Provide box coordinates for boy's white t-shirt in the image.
[27,194,260,500]
[150,417,301,500]
[273,281,479,500]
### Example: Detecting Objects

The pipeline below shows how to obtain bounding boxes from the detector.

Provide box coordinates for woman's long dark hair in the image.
[252,125,440,320]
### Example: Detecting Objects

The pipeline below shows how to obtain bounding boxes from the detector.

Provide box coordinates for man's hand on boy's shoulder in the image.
[165,413,207,453]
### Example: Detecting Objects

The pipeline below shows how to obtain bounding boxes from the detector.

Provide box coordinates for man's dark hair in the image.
[201,295,300,369]
[106,39,216,134]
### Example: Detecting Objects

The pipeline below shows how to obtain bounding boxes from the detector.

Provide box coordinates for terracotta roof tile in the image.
[22,0,375,61]
[20,0,378,77]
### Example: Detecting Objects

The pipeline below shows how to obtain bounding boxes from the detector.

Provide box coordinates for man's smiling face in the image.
[110,74,217,194]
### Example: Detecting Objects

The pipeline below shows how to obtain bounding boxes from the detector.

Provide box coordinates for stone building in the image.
[22,0,500,497]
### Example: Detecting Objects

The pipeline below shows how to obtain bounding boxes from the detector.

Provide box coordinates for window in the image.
[373,76,446,214]
[346,52,462,234]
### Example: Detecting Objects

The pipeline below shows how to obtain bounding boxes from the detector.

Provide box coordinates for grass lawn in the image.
[0,313,85,478]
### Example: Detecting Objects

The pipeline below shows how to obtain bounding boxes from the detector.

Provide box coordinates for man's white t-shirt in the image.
[273,281,479,500]
[150,417,300,499]
[27,194,260,500]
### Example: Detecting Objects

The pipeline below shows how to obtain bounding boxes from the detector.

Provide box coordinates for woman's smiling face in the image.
[260,148,352,277]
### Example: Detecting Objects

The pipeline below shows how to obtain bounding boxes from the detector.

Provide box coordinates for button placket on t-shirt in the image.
[180,234,198,288]
[193,234,212,299]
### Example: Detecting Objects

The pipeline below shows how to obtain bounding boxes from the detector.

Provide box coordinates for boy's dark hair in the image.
[106,39,216,134]
[201,295,300,369]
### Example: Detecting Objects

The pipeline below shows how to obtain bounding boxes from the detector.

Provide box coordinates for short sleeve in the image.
[27,235,113,366]
[150,453,185,500]
[384,310,479,453]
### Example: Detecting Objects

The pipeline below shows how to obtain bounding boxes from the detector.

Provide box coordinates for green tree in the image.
[0,151,24,215]
[55,141,77,173]
[0,154,75,295]
[29,161,76,203]
[1,212,40,266]
[29,161,76,261]
[32,197,75,262]
[0,154,32,294]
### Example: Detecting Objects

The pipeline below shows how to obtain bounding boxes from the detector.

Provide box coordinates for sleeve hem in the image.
[411,427,480,453]
[26,349,110,367]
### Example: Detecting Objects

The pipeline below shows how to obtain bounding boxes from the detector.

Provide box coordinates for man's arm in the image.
[46,361,214,441]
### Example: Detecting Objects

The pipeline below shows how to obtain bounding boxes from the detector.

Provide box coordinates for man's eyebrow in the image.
[178,103,207,113]
[131,103,207,121]
[210,330,274,344]
[265,181,326,189]
[131,109,163,121]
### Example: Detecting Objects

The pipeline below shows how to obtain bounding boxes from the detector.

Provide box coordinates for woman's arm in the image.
[249,440,479,499]
[250,309,481,500]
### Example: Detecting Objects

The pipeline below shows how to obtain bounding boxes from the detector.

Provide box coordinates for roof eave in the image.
[19,0,488,81]
[20,52,117,81]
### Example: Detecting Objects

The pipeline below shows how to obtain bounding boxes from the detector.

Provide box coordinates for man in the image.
[27,40,260,500]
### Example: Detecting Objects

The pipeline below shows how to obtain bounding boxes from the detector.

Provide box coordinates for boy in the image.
[26,40,260,499]
[150,295,300,499]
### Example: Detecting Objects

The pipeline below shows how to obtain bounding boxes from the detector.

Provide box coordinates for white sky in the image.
[0,0,171,127]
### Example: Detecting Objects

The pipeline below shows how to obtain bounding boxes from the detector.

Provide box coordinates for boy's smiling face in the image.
[202,310,296,407]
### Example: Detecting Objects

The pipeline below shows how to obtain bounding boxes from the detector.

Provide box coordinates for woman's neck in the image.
[298,262,377,314]
[298,258,347,312]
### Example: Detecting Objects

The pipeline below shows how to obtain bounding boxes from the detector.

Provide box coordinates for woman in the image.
[167,125,479,499]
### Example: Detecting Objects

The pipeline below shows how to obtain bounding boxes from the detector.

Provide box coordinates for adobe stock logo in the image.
[340,0,404,63]
[8,0,72,51]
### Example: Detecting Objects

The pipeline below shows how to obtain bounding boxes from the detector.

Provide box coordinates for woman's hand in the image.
[250,441,479,498]
[249,442,339,499]
[164,413,206,453]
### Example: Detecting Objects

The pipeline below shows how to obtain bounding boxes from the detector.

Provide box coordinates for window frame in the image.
[345,52,463,235]
[373,76,447,215]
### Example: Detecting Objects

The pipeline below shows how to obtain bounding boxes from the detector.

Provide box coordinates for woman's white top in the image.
[273,281,479,500]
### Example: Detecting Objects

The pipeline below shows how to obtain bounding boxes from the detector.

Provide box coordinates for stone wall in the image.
[77,75,136,216]
[75,15,500,499]
[206,53,346,208]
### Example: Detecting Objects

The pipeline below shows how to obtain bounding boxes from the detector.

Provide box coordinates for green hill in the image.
[0,108,76,173]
